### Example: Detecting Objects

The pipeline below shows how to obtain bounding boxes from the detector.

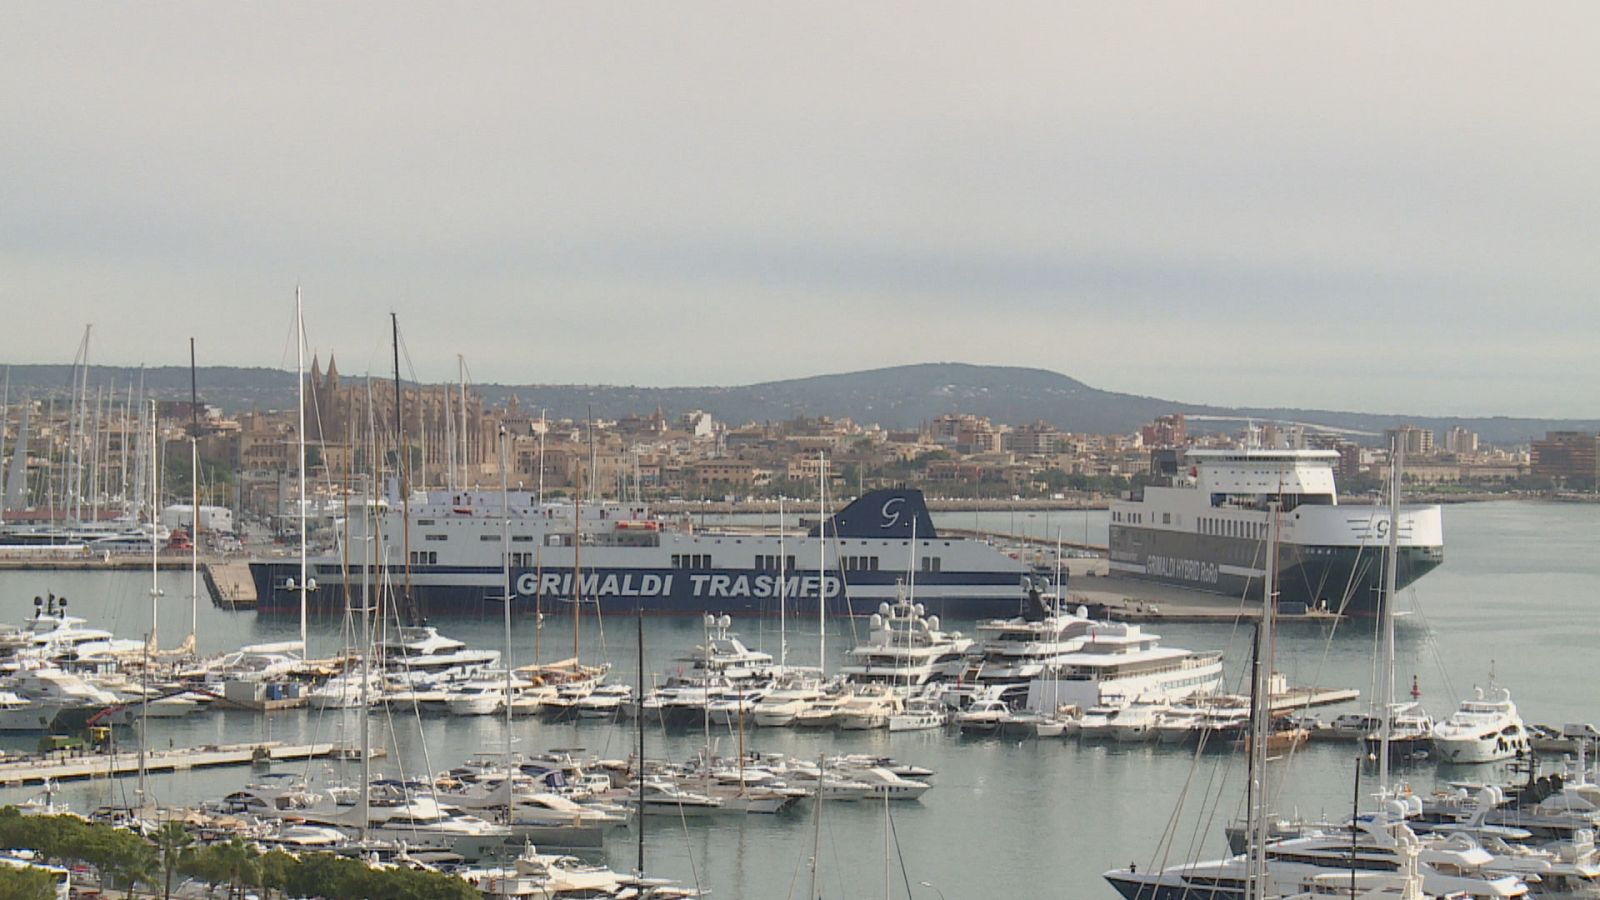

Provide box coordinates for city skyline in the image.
[3,3,1597,418]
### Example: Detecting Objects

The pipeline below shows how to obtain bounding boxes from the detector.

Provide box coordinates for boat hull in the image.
[1105,873,1242,900]
[1107,527,1443,615]
[249,561,1024,619]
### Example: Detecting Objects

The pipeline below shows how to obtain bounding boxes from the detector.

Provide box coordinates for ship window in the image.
[417,519,435,525]
[921,557,942,573]
[1162,513,1171,525]
[480,534,500,541]
[512,535,533,542]
[425,534,448,541]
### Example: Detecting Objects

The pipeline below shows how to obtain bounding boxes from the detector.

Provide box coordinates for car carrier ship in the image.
[250,488,1029,619]
[1108,448,1443,615]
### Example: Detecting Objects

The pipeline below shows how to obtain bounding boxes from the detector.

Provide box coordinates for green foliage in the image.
[155,820,193,900]
[0,865,57,900]
[0,808,481,899]
[282,852,478,900]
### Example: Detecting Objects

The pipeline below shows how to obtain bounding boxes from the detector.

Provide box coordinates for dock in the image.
[0,741,382,786]
[1270,687,1362,712]
[0,554,260,611]
[204,561,258,610]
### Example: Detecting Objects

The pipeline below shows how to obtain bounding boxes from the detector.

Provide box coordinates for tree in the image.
[201,838,259,900]
[0,865,57,900]
[154,821,193,900]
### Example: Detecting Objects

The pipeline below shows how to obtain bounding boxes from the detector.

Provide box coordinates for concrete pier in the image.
[0,741,384,786]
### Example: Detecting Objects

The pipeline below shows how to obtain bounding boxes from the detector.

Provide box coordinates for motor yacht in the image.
[838,589,973,692]
[376,626,500,686]
[1434,686,1530,764]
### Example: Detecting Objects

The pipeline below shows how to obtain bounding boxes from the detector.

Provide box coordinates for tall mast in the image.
[392,313,414,624]
[1379,438,1403,792]
[189,337,199,436]
[87,385,102,525]
[778,496,787,670]
[121,378,133,507]
[635,564,647,878]
[818,452,827,672]
[297,288,309,652]
[358,467,372,839]
[1247,501,1280,900]
[149,401,162,651]
[573,468,583,661]
[0,367,8,511]
[458,355,469,490]
[190,438,199,651]
[537,409,546,507]
[499,424,514,824]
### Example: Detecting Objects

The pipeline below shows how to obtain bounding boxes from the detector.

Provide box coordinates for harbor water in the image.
[0,501,1593,897]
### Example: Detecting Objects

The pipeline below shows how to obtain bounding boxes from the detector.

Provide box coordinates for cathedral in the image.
[303,354,496,486]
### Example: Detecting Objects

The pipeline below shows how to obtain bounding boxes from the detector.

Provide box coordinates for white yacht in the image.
[834,687,901,731]
[1021,620,1224,713]
[636,615,776,725]
[199,641,303,684]
[955,697,1009,735]
[1433,686,1530,764]
[945,580,1096,708]
[1106,804,1528,899]
[444,680,507,716]
[376,626,500,685]
[838,589,973,692]
[5,597,143,662]
[0,689,62,732]
[888,695,947,732]
[306,671,386,710]
[751,680,829,728]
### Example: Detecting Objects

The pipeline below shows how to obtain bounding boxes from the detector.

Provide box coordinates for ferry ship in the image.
[250,488,1029,618]
[1108,449,1443,615]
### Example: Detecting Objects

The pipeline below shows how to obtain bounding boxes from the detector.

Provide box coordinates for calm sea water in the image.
[0,501,1593,897]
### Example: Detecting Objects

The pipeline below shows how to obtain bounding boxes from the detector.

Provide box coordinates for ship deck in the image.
[1065,560,1344,622]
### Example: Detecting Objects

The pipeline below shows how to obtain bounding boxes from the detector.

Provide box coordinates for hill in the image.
[0,362,1593,446]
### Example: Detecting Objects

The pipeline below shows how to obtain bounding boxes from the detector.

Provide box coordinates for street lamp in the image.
[919,881,948,900]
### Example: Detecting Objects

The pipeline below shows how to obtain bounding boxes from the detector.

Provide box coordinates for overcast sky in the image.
[2,3,1596,417]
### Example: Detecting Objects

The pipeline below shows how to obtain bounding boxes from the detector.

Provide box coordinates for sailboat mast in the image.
[458,354,468,490]
[149,401,161,647]
[392,313,414,624]
[87,385,102,526]
[537,410,547,506]
[1380,438,1403,791]
[635,576,646,877]
[296,289,309,652]
[573,469,583,661]
[1247,501,1280,900]
[359,406,374,840]
[818,452,827,671]
[778,496,787,670]
[499,425,514,824]
[190,438,199,649]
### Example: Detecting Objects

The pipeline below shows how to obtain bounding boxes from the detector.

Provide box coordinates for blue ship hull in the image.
[248,561,1025,620]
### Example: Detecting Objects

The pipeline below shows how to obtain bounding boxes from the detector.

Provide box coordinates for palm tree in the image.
[154,821,193,900]
[210,837,258,900]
